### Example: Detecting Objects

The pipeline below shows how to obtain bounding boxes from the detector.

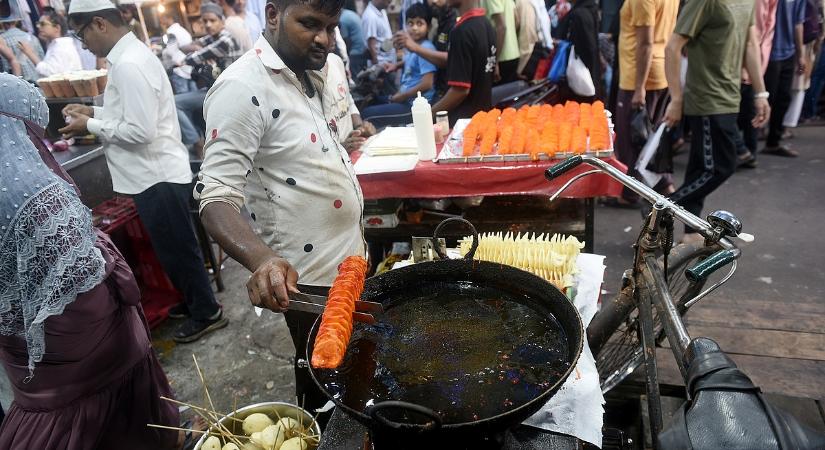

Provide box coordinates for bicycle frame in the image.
[546,156,746,449]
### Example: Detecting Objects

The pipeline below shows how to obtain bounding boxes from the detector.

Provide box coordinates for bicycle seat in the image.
[658,337,825,450]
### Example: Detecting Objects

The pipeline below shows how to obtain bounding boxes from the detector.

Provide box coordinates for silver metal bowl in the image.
[193,401,321,449]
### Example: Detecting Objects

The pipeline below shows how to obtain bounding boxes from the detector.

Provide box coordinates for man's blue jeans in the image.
[170,72,197,94]
[361,96,413,128]
[175,90,207,145]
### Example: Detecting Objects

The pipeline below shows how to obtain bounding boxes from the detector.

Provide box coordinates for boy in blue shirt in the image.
[362,3,438,127]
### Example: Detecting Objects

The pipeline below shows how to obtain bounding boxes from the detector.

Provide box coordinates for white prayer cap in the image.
[68,0,119,15]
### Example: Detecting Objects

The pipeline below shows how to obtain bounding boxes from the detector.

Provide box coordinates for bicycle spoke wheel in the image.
[595,243,719,393]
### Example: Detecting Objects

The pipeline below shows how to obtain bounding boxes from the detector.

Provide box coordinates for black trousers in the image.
[132,182,219,321]
[497,58,520,85]
[764,56,795,147]
[736,83,757,155]
[670,115,739,233]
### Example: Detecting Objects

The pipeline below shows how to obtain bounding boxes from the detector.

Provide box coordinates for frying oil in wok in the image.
[317,283,571,424]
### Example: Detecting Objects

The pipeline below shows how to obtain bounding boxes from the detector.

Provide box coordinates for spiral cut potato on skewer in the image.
[459,101,611,157]
[458,232,584,289]
[310,256,369,369]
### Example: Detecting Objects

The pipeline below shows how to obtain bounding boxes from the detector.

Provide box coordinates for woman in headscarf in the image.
[0,73,181,449]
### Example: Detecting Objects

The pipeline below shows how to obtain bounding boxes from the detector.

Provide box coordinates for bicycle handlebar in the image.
[545,156,737,252]
[686,249,738,283]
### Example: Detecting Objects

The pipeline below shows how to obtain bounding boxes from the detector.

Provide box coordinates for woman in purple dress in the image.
[0,73,181,449]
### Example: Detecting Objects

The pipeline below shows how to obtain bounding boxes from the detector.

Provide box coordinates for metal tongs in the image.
[288,292,383,324]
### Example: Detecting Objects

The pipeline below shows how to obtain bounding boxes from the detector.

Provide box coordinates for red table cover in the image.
[356,155,627,200]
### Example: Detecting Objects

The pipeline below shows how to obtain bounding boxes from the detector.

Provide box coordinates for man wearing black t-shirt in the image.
[432,0,497,126]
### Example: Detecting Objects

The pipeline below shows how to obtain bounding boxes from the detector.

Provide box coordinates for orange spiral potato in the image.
[572,126,587,154]
[510,122,527,154]
[310,256,369,369]
[459,101,610,156]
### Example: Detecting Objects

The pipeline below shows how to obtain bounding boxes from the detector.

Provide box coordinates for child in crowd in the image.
[361,3,438,128]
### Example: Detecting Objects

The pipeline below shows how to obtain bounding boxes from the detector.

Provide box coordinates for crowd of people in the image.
[0,0,823,447]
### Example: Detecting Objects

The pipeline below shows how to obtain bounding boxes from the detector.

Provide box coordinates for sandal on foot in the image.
[762,146,799,157]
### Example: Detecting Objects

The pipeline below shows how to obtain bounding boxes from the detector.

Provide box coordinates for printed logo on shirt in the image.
[329,86,351,136]
[437,32,449,45]
[485,45,497,73]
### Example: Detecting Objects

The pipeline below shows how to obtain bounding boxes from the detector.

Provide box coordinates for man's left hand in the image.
[342,129,366,153]
[752,97,771,128]
[58,112,90,138]
[357,121,377,138]
[390,93,404,103]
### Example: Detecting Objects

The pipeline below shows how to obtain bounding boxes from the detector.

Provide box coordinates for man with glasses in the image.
[59,0,228,343]
[17,11,81,77]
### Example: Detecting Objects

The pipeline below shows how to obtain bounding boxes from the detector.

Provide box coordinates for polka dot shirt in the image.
[196,37,365,286]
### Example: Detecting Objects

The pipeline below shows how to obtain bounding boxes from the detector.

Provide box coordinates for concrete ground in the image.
[1,124,822,435]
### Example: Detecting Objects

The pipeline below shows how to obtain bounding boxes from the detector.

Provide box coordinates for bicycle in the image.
[545,155,825,449]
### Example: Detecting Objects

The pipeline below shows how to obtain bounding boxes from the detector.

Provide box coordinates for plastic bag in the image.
[630,108,652,148]
[646,124,674,174]
[636,123,666,187]
[566,46,595,97]
[548,40,571,83]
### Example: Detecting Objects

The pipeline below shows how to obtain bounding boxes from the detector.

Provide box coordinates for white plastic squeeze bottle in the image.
[412,91,437,161]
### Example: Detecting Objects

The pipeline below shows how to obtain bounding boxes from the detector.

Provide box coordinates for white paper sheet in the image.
[522,253,607,448]
[362,127,419,156]
[353,152,419,175]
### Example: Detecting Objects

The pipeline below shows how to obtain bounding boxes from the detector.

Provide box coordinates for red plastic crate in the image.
[136,260,178,292]
[93,197,182,328]
[140,288,182,329]
[93,197,138,234]
[125,215,151,242]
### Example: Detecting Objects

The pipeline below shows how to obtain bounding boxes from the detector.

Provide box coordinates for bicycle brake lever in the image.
[735,232,755,244]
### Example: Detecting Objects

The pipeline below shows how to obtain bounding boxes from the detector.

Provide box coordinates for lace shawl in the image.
[0,74,106,379]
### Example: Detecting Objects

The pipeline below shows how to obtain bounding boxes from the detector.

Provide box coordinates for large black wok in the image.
[307,219,583,446]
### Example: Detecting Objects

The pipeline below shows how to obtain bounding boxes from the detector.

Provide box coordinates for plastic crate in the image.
[92,197,138,234]
[136,260,178,292]
[94,197,182,328]
[125,215,151,242]
[140,288,182,329]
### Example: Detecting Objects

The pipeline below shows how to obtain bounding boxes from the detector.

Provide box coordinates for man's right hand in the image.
[247,256,300,313]
[16,40,36,59]
[663,98,683,129]
[631,88,646,109]
[62,104,94,118]
[393,31,418,53]
[797,53,808,74]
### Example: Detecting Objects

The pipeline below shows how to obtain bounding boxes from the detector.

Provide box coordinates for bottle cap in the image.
[412,91,428,106]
